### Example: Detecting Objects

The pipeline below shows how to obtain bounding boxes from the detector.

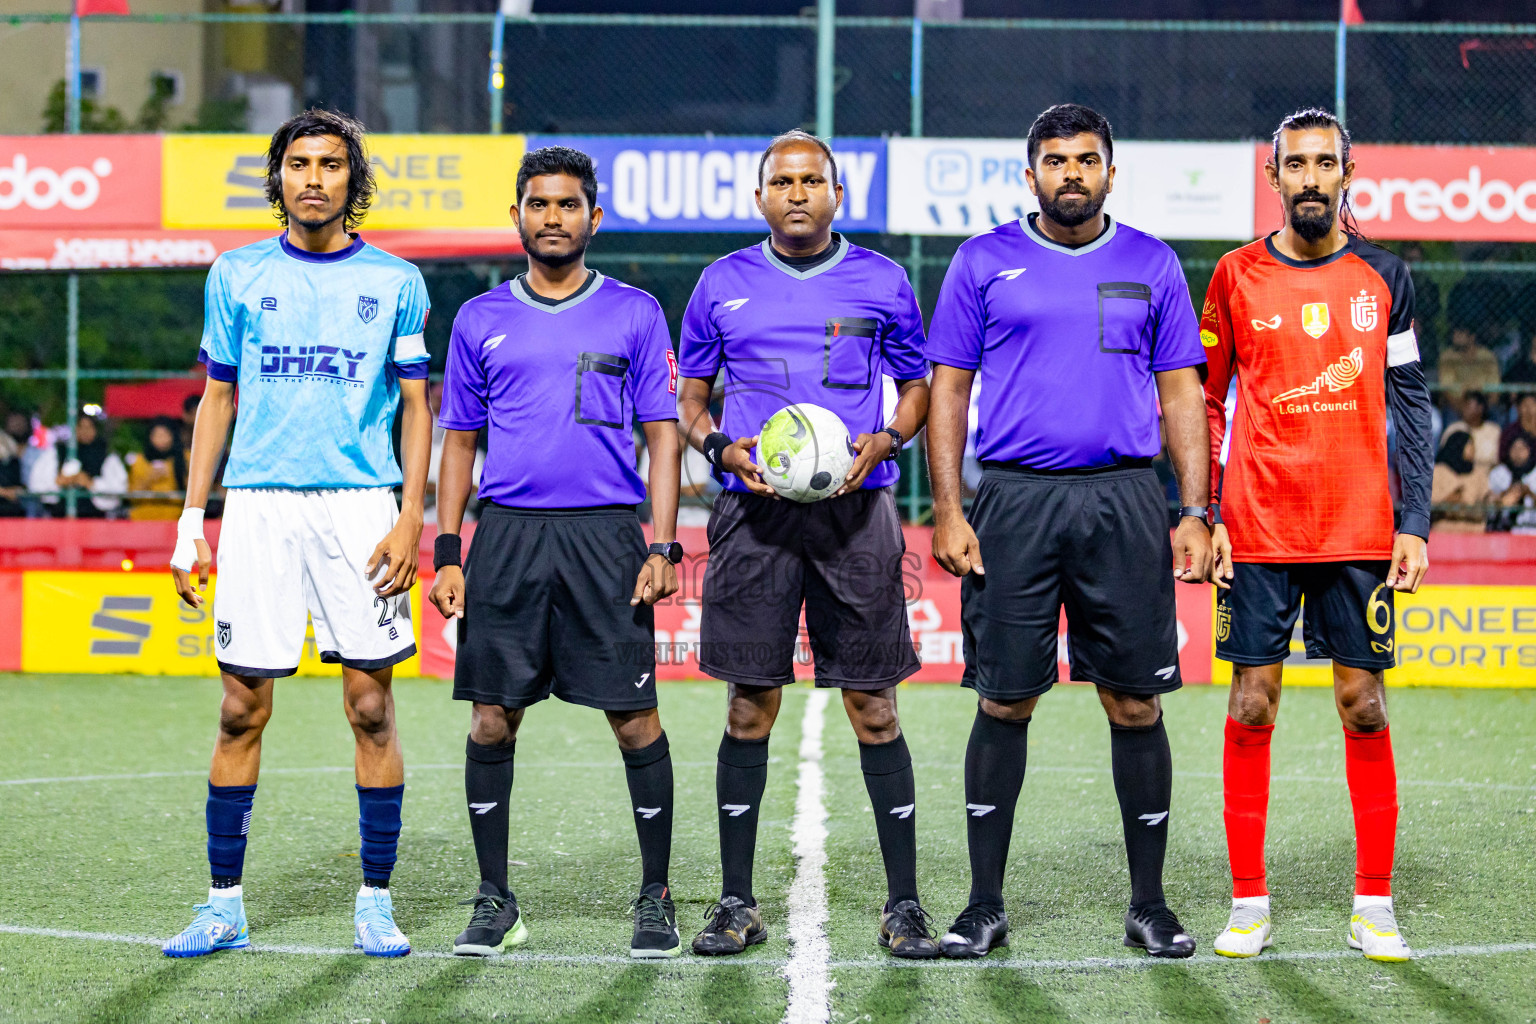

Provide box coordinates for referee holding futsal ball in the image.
[925,105,1214,960]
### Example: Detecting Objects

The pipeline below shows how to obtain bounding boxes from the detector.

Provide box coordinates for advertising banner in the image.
[0,135,162,229]
[1253,143,1536,242]
[20,571,423,677]
[887,138,1255,239]
[161,134,526,230]
[529,135,887,233]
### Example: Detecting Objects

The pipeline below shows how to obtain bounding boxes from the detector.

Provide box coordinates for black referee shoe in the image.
[879,899,941,959]
[939,902,1009,959]
[1124,902,1196,958]
[691,896,766,956]
[452,881,529,956]
[630,883,680,959]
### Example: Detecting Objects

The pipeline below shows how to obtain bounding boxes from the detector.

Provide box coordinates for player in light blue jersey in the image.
[163,110,432,959]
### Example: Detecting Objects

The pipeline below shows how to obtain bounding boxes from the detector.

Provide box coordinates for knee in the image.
[1103,693,1160,729]
[1336,681,1388,731]
[346,690,392,738]
[978,697,1034,723]
[469,705,516,745]
[725,690,776,740]
[851,700,900,744]
[218,693,269,741]
[1229,685,1275,725]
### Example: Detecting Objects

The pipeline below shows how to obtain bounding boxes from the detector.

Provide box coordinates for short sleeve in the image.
[391,267,431,380]
[926,248,985,371]
[881,271,927,381]
[632,301,680,422]
[436,311,488,431]
[677,270,722,378]
[1149,251,1205,372]
[197,256,240,383]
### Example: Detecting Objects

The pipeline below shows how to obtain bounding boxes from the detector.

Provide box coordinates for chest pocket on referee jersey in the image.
[1097,282,1154,356]
[824,317,879,390]
[575,351,630,429]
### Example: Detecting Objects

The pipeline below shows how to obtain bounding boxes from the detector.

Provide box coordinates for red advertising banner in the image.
[0,135,162,229]
[417,525,1217,685]
[1254,142,1536,242]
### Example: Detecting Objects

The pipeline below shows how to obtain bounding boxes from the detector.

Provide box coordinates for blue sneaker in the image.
[354,887,410,958]
[163,894,249,957]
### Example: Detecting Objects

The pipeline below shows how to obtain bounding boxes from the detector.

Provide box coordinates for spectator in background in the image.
[5,410,43,495]
[180,393,199,460]
[1488,434,1536,533]
[1403,244,1441,370]
[28,410,127,518]
[1499,392,1536,463]
[1437,326,1502,401]
[0,417,23,517]
[126,416,186,520]
[1505,335,1536,387]
[1432,392,1499,508]
[1446,274,1511,359]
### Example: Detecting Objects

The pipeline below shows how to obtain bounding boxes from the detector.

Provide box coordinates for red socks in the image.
[1222,716,1274,898]
[1344,726,1398,897]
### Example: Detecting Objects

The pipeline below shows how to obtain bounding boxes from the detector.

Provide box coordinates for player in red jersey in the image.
[1200,109,1433,962]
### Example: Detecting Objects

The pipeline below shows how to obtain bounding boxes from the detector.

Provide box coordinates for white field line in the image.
[3,924,1534,973]
[781,688,833,1024]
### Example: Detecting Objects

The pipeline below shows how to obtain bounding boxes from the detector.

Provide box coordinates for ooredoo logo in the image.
[0,154,113,211]
[1352,165,1536,225]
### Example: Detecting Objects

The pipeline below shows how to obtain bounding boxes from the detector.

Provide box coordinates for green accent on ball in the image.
[759,407,813,473]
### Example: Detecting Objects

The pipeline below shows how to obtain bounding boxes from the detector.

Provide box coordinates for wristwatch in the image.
[881,426,904,461]
[647,541,684,564]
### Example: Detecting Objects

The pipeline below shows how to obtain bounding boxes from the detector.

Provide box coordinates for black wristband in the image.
[433,533,462,570]
[702,431,732,468]
[1178,506,1208,521]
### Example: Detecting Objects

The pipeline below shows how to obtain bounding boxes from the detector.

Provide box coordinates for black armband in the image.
[702,431,732,468]
[433,533,462,570]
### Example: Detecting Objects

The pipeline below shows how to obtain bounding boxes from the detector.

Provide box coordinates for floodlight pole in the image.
[65,6,82,518]
[1334,15,1347,126]
[489,5,506,135]
[816,0,834,139]
[906,17,924,522]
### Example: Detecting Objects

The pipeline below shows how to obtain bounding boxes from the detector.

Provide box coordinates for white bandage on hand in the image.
[170,507,206,573]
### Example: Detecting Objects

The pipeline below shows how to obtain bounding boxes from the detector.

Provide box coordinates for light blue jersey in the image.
[198,234,431,489]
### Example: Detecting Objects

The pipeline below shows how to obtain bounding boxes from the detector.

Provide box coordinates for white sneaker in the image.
[1213,902,1273,958]
[1348,903,1411,962]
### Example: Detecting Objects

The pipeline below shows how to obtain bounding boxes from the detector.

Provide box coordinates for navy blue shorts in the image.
[1215,561,1396,672]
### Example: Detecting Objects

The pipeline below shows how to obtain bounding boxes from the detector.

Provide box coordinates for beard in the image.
[520,222,593,269]
[286,204,345,233]
[1287,189,1336,242]
[1036,180,1108,228]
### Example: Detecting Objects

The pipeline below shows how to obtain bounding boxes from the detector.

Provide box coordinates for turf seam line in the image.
[4,925,1535,971]
[782,688,833,1024]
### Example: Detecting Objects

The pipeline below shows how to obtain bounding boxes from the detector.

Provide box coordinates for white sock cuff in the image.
[1353,894,1393,911]
[1233,895,1270,911]
[210,885,242,901]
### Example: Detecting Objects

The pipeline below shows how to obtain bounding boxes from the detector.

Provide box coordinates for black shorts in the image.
[698,487,920,690]
[453,505,658,712]
[961,464,1181,702]
[1216,561,1396,671]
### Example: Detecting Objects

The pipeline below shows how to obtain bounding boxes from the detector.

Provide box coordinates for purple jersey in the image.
[438,271,678,508]
[678,237,927,492]
[927,216,1204,470]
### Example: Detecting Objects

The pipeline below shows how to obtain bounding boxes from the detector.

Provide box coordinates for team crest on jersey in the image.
[1350,290,1378,332]
[1301,302,1330,338]
[357,295,379,323]
[216,620,231,650]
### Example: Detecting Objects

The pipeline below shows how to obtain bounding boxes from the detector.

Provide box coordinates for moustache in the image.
[1291,190,1330,207]
[1055,181,1090,199]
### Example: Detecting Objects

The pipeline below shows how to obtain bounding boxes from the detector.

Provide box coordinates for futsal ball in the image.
[758,403,857,503]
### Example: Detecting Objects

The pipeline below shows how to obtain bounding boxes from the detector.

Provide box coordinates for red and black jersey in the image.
[1202,234,1433,563]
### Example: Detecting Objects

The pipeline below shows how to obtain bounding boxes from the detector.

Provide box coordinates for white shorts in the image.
[213,487,415,676]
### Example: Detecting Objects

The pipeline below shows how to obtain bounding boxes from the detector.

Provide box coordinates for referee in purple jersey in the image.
[926,105,1214,959]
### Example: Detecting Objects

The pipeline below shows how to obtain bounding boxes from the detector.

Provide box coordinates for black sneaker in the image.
[1124,902,1196,958]
[630,883,681,959]
[690,896,766,956]
[939,902,1010,959]
[879,899,941,959]
[452,881,529,956]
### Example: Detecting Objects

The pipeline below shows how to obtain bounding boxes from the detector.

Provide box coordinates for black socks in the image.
[622,732,674,891]
[1110,714,1174,909]
[859,734,919,906]
[962,708,1030,909]
[465,736,516,897]
[716,732,770,905]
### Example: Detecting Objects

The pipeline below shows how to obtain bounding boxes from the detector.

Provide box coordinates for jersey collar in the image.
[1262,232,1354,269]
[277,232,365,263]
[759,233,849,280]
[1019,213,1117,257]
[508,270,606,314]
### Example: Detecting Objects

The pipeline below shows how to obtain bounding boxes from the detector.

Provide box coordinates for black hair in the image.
[516,146,598,210]
[1026,103,1113,167]
[757,129,838,186]
[182,393,200,414]
[1464,390,1488,410]
[1270,107,1363,237]
[264,108,375,232]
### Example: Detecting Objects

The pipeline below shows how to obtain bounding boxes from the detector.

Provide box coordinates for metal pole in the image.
[66,7,82,517]
[905,17,924,524]
[816,0,834,138]
[66,10,81,133]
[1334,15,1347,125]
[488,6,506,135]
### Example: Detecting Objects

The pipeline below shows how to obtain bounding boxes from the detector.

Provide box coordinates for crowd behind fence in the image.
[3,12,1536,528]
